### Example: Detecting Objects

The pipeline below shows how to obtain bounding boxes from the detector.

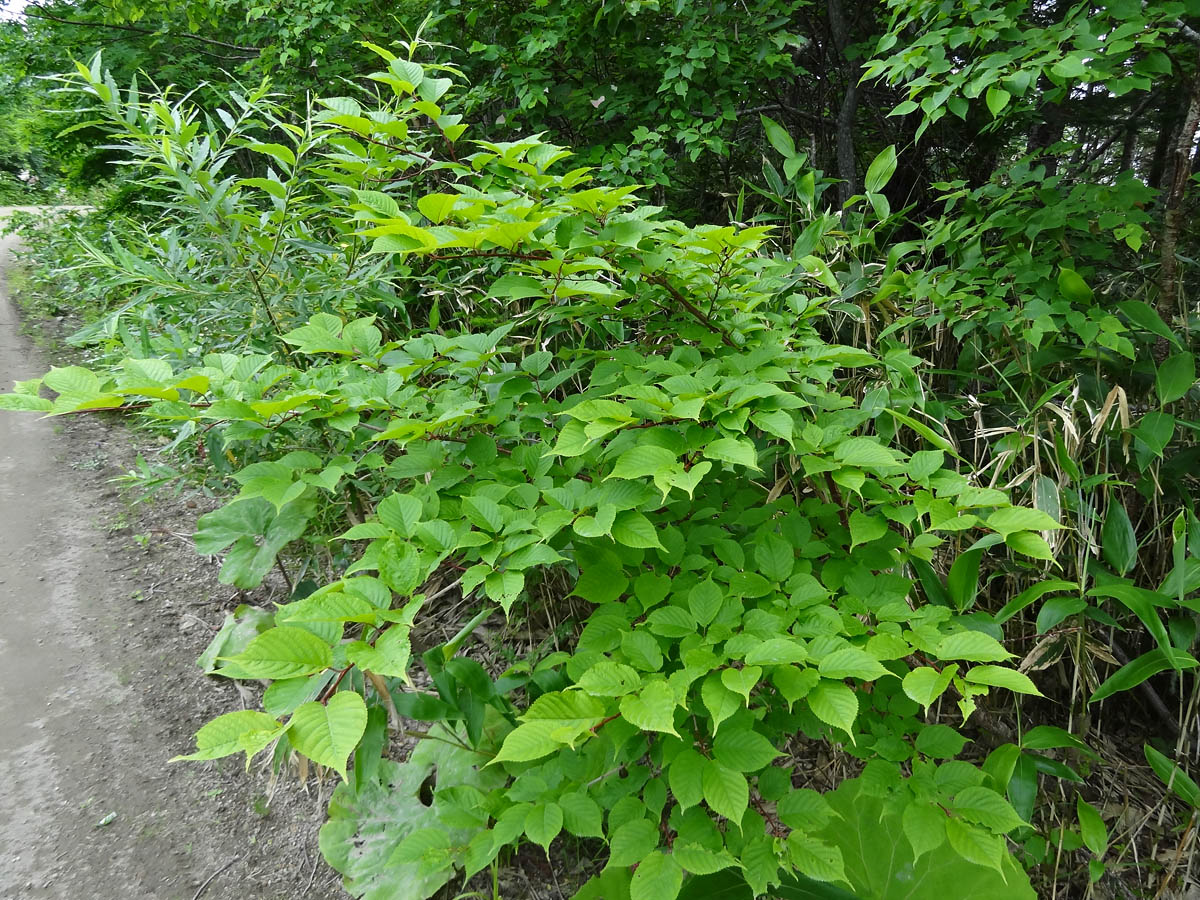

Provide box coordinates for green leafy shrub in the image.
[0,50,1061,899]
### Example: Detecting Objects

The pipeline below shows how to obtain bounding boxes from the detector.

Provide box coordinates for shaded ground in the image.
[0,210,348,899]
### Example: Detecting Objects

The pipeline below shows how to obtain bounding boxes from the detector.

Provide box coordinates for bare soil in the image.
[0,211,350,900]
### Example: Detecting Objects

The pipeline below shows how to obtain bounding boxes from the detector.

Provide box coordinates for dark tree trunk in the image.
[1026,77,1065,176]
[828,0,859,208]
[1150,95,1184,190]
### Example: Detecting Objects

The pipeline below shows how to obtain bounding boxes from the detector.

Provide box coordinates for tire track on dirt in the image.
[0,211,343,900]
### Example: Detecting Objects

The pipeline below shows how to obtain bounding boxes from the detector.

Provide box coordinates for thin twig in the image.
[646,273,736,347]
[191,855,243,900]
[275,557,294,594]
[304,846,321,892]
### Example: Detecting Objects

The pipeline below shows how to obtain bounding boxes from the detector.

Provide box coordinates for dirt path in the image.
[0,211,346,899]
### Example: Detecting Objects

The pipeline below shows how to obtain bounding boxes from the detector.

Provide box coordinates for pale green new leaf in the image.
[619,680,679,736]
[963,666,1043,696]
[713,726,781,772]
[171,710,283,764]
[492,692,606,764]
[287,692,368,780]
[220,625,333,679]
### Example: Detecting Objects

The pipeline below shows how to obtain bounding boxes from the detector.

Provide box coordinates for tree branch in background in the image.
[1176,18,1200,47]
[22,8,260,58]
[827,0,859,210]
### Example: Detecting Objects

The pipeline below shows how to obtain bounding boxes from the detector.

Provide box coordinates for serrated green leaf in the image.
[807,679,859,737]
[935,631,1012,662]
[916,724,969,759]
[577,661,642,697]
[907,449,944,482]
[986,507,1061,535]
[630,851,683,900]
[776,788,838,832]
[492,692,606,764]
[524,802,563,853]
[463,495,507,532]
[752,409,795,446]
[417,192,458,224]
[713,726,781,772]
[849,511,888,548]
[944,818,1005,874]
[902,800,947,861]
[755,532,795,582]
[610,818,658,866]
[672,842,735,876]
[612,510,663,549]
[609,444,677,480]
[619,680,679,735]
[689,578,724,626]
[953,786,1026,833]
[787,833,847,885]
[702,759,749,825]
[834,437,899,468]
[744,638,808,666]
[818,647,889,681]
[560,791,603,838]
[903,665,957,709]
[377,492,422,536]
[669,749,707,810]
[1005,530,1054,560]
[720,666,762,704]
[704,437,759,470]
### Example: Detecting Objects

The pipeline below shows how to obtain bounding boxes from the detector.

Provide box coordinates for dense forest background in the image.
[3,0,1200,898]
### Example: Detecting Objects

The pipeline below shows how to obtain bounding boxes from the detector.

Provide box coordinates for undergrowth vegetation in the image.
[3,2,1200,898]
